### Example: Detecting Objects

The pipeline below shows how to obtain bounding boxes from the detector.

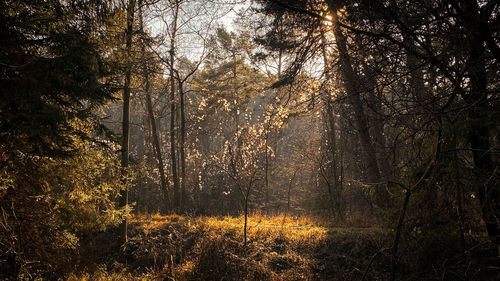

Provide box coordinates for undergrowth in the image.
[67,213,497,281]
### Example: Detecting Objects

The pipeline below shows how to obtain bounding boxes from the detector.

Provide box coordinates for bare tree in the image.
[138,0,171,211]
[118,0,137,245]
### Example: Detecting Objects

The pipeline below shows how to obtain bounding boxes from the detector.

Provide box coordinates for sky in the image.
[146,0,251,62]
[220,1,251,31]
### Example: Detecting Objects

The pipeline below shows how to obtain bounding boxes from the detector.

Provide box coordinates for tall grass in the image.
[68,213,389,281]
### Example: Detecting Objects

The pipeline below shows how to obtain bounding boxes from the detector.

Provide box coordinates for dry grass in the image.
[68,213,389,281]
[67,213,499,281]
[195,214,328,244]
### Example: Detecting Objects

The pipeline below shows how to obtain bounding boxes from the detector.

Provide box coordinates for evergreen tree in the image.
[0,1,126,278]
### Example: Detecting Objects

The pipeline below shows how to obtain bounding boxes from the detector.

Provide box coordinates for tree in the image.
[332,0,499,254]
[150,0,220,211]
[138,1,171,211]
[222,126,267,245]
[118,0,137,246]
[0,0,125,277]
[257,0,499,260]
[166,0,181,211]
[254,0,392,212]
[319,26,344,218]
[191,28,271,214]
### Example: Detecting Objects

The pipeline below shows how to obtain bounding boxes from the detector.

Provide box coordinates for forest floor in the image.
[67,214,497,281]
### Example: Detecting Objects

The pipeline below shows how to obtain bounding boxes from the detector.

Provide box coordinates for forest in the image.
[0,0,499,280]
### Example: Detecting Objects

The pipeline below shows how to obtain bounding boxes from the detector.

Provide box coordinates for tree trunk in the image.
[244,194,248,246]
[330,9,381,183]
[363,69,391,182]
[282,169,297,225]
[352,34,391,182]
[147,79,170,210]
[460,0,500,249]
[327,5,387,204]
[169,1,180,211]
[179,81,186,212]
[321,27,344,218]
[118,0,136,246]
[466,36,500,249]
[138,4,170,211]
[264,131,269,207]
[391,188,411,281]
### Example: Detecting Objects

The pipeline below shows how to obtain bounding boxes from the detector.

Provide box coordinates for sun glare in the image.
[323,14,333,26]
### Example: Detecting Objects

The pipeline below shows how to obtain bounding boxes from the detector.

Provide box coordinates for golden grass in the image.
[67,266,157,281]
[68,213,388,281]
[131,212,329,245]
[66,212,495,281]
[205,215,326,243]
